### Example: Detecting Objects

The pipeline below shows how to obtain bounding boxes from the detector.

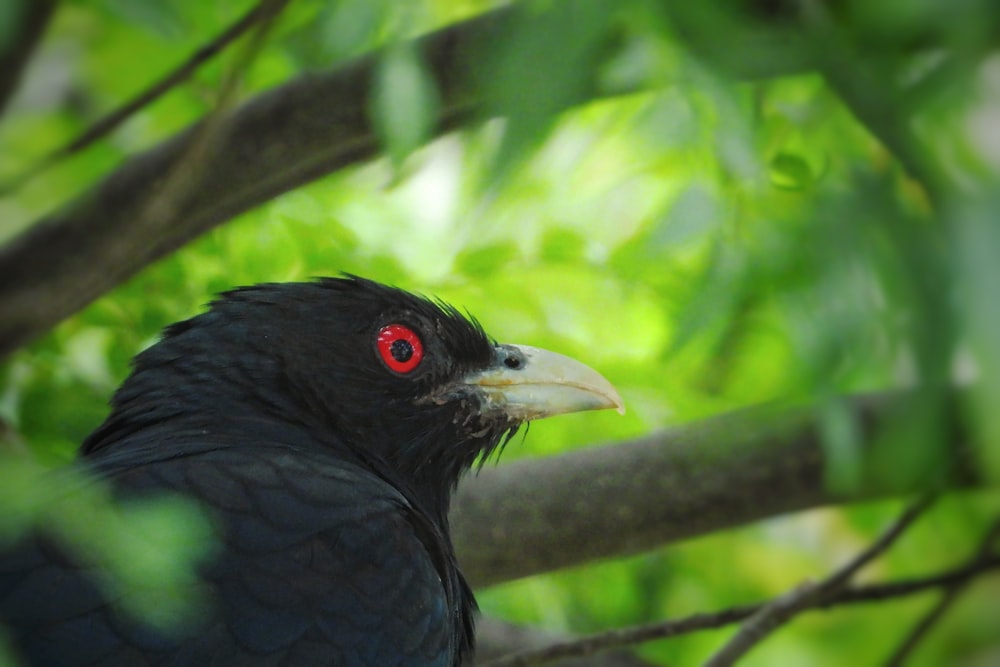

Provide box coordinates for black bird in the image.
[0,276,622,666]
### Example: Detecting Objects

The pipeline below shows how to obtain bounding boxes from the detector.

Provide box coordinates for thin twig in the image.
[128,0,290,259]
[703,496,936,667]
[479,520,1000,667]
[1,0,289,194]
[883,517,1000,666]
[834,554,1000,605]
[479,606,760,667]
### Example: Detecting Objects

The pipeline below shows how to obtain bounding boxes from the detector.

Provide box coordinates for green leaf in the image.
[0,458,217,632]
[819,396,864,493]
[540,228,585,263]
[768,152,814,190]
[479,0,617,184]
[371,41,441,169]
[287,0,391,66]
[456,242,519,277]
[100,0,187,39]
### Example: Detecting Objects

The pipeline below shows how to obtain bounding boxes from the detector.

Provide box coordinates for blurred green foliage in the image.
[2,0,1000,665]
[0,456,216,634]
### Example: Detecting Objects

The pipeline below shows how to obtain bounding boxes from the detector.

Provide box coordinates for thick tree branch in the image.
[115,0,289,289]
[0,2,813,360]
[0,7,494,359]
[451,391,974,588]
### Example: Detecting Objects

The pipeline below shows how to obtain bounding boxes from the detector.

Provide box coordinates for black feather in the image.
[1,276,524,667]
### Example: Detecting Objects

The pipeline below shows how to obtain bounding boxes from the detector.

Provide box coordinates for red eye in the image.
[377,324,424,373]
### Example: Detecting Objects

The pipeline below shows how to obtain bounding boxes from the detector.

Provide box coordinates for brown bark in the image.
[451,391,973,587]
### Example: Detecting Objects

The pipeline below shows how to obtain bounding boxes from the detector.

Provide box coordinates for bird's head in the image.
[84,276,623,514]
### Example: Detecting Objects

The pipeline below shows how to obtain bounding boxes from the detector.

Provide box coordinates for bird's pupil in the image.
[390,339,413,362]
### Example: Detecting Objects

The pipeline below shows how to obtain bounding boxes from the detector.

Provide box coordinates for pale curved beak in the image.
[463,344,625,421]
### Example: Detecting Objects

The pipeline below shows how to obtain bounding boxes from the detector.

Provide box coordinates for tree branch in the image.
[451,391,974,588]
[0,1,813,360]
[475,549,1000,667]
[0,6,494,359]
[703,497,935,667]
[117,0,290,279]
[0,0,56,119]
[883,517,1000,666]
[473,617,659,667]
[2,0,291,194]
